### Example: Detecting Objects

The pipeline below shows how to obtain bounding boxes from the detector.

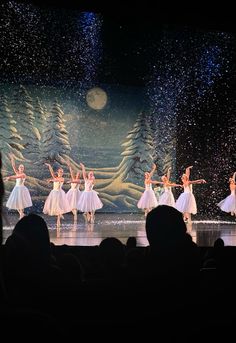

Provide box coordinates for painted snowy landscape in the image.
[0,83,172,212]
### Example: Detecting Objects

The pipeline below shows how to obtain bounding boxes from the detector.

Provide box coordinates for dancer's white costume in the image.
[175,184,197,214]
[159,186,175,207]
[218,189,236,214]
[6,178,32,210]
[78,179,103,212]
[43,181,70,216]
[137,183,158,209]
[66,182,81,211]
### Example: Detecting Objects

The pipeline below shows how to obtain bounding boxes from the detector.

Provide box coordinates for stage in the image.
[2,212,236,247]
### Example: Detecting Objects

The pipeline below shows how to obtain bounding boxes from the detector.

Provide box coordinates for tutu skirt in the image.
[159,190,175,207]
[218,194,236,213]
[6,185,32,210]
[66,188,81,211]
[175,192,197,214]
[137,189,158,209]
[78,190,103,212]
[43,189,70,216]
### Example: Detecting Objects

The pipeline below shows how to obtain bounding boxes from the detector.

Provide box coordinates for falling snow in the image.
[0,1,235,217]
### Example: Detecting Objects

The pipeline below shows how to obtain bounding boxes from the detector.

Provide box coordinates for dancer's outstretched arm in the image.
[190,179,206,185]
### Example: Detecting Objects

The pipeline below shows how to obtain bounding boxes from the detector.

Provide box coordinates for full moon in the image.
[86,87,108,110]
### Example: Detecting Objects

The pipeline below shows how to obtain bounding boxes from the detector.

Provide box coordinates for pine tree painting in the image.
[11,85,40,161]
[41,100,71,164]
[119,111,155,185]
[0,95,24,170]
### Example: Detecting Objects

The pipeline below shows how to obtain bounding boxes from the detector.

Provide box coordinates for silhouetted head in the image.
[214,237,224,249]
[146,205,187,250]
[126,236,137,250]
[5,213,51,268]
[99,237,124,269]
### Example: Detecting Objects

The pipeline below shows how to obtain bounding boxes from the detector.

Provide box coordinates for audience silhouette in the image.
[146,205,200,274]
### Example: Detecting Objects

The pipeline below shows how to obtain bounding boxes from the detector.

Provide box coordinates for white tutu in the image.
[43,181,70,216]
[218,193,236,213]
[175,186,197,214]
[6,178,32,210]
[137,186,158,210]
[66,184,81,211]
[78,179,103,212]
[78,190,103,212]
[159,187,175,207]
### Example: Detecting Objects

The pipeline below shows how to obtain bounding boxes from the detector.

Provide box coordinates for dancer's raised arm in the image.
[80,163,87,181]
[233,172,236,182]
[45,163,56,179]
[185,166,193,179]
[149,164,157,178]
[66,160,75,180]
[167,167,171,181]
[9,154,18,174]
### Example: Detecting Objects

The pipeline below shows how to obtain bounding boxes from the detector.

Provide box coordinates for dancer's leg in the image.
[72,209,77,224]
[18,209,24,220]
[83,212,90,223]
[57,214,61,228]
[183,212,188,222]
[87,212,92,223]
[90,211,95,224]
[183,212,191,223]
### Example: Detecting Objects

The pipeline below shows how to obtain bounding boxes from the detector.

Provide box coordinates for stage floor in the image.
[2,212,236,247]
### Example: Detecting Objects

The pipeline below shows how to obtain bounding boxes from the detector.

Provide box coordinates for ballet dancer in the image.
[77,163,103,224]
[5,154,32,220]
[137,164,159,217]
[43,163,70,229]
[175,166,206,223]
[65,161,81,225]
[158,167,182,207]
[218,172,236,216]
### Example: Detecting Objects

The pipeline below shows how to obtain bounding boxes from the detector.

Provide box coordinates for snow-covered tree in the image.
[34,97,47,140]
[151,109,177,177]
[41,100,71,164]
[147,112,158,163]
[11,85,40,161]
[0,95,24,169]
[119,111,155,185]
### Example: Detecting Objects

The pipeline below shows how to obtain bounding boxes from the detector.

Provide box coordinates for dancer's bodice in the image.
[85,179,94,191]
[184,184,192,193]
[53,181,63,190]
[16,178,25,186]
[70,182,79,190]
[145,183,152,191]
